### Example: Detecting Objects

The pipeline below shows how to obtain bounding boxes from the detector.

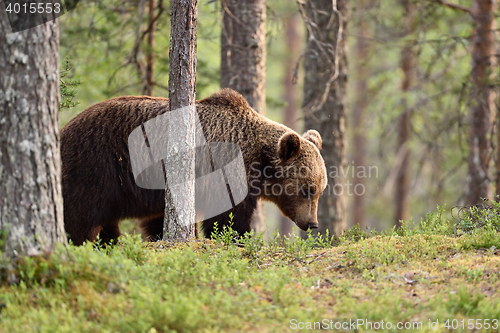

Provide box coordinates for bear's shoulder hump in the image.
[197,89,249,109]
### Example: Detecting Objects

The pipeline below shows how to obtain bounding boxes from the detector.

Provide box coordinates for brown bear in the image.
[60,89,327,245]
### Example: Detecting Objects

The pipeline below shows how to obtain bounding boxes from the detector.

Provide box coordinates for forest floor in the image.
[1,207,500,332]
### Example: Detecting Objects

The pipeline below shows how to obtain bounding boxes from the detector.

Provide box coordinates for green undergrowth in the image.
[0,205,499,332]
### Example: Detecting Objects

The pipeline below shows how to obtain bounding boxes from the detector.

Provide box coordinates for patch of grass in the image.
[0,206,499,332]
[455,199,500,235]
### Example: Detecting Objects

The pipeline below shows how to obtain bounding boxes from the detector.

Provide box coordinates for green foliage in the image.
[446,287,486,316]
[455,200,500,235]
[59,58,82,110]
[415,204,454,236]
[210,203,500,269]
[238,231,264,259]
[210,212,240,248]
[211,215,325,263]
[458,227,500,250]
[105,233,149,265]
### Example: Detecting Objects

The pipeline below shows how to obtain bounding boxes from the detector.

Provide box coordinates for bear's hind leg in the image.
[139,217,164,241]
[66,221,102,246]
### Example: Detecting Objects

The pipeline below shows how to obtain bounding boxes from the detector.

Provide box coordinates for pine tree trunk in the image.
[220,0,266,233]
[352,19,369,229]
[465,0,497,205]
[0,15,66,257]
[300,0,349,236]
[395,0,415,228]
[280,13,300,237]
[164,0,197,239]
[143,0,157,96]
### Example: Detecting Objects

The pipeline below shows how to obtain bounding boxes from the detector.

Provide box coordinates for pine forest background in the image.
[59,0,498,236]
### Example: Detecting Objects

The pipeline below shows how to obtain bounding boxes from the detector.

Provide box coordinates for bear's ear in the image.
[303,130,322,150]
[278,132,301,161]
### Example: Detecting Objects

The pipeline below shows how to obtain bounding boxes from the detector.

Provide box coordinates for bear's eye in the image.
[306,185,319,198]
[300,186,314,199]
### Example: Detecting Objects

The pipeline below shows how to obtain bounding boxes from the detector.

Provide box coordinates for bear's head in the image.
[261,129,328,231]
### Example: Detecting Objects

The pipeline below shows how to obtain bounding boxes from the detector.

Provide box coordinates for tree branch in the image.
[431,0,472,15]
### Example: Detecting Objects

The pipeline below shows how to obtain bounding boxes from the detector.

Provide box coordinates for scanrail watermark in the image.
[289,318,499,330]
[248,162,378,198]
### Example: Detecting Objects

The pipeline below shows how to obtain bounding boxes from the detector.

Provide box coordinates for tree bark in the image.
[280,13,300,237]
[0,14,67,257]
[220,0,266,113]
[143,0,157,96]
[352,19,369,229]
[464,0,497,205]
[220,0,266,233]
[394,0,415,228]
[164,0,197,239]
[299,0,349,236]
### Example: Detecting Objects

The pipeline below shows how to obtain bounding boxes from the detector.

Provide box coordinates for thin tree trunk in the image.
[0,14,67,256]
[143,0,157,96]
[465,0,497,204]
[432,146,444,205]
[352,19,369,229]
[300,0,349,236]
[395,0,415,228]
[220,0,266,233]
[280,13,300,237]
[164,0,197,239]
[497,98,500,199]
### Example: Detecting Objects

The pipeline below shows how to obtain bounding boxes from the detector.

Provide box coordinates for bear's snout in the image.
[295,219,319,231]
[307,222,319,229]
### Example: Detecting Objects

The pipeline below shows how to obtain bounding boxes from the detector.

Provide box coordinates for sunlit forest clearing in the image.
[55,0,500,234]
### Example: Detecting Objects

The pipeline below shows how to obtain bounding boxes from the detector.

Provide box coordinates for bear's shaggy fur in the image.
[61,89,327,245]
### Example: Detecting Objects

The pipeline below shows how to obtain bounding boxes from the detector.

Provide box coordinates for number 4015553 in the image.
[5,3,61,14]
[444,319,498,330]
